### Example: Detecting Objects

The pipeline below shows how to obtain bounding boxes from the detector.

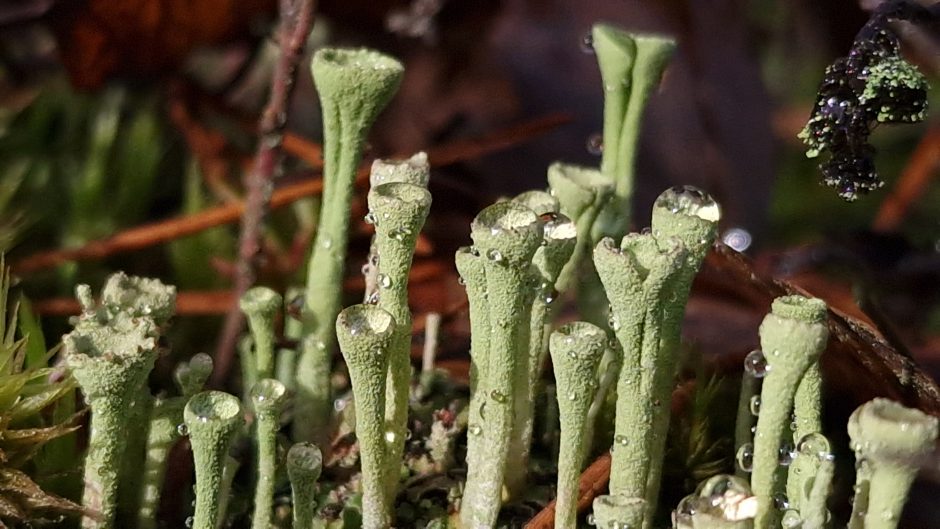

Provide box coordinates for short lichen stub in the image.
[798,1,935,201]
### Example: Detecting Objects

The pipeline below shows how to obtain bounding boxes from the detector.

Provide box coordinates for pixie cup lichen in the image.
[460,201,543,529]
[287,442,323,529]
[367,180,432,499]
[184,391,244,529]
[240,287,282,381]
[550,321,607,529]
[750,296,828,529]
[298,47,403,447]
[847,398,938,529]
[336,304,397,529]
[249,378,289,529]
[64,310,159,529]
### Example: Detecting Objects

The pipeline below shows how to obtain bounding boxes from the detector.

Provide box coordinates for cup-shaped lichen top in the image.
[650,185,721,266]
[470,201,543,265]
[311,48,404,136]
[287,442,323,486]
[64,312,159,401]
[848,398,938,464]
[174,353,214,398]
[98,272,177,325]
[368,182,433,237]
[184,391,244,529]
[538,213,578,282]
[547,162,614,222]
[370,152,430,187]
[250,378,288,417]
[513,189,560,217]
[240,287,282,380]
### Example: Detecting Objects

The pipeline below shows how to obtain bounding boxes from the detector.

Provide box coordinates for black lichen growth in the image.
[799,1,937,201]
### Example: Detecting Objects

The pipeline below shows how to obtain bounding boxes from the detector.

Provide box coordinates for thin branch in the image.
[872,126,940,232]
[215,0,318,387]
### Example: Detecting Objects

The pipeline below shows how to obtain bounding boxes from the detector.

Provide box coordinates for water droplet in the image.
[614,435,629,447]
[781,509,802,528]
[567,350,578,360]
[586,133,604,155]
[185,516,194,528]
[486,249,504,262]
[384,431,397,443]
[749,395,761,416]
[378,274,392,289]
[586,513,596,526]
[580,31,594,54]
[744,350,770,378]
[653,185,721,222]
[567,392,577,401]
[176,424,189,437]
[676,494,698,517]
[389,228,411,241]
[722,227,753,252]
[543,288,558,305]
[333,398,348,412]
[364,212,376,225]
[779,442,795,466]
[468,424,482,436]
[880,509,895,521]
[490,390,507,403]
[797,432,832,461]
[457,276,466,286]
[773,493,790,511]
[736,443,754,472]
[321,237,333,249]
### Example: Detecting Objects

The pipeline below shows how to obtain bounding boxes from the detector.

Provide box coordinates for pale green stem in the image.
[65,306,158,529]
[593,234,685,508]
[297,48,403,446]
[506,200,576,497]
[550,322,607,529]
[644,185,720,524]
[592,495,646,529]
[591,24,675,241]
[250,379,289,529]
[734,372,759,479]
[288,442,323,529]
[847,398,938,529]
[546,162,613,292]
[751,296,828,529]
[185,391,244,529]
[801,456,834,529]
[336,305,397,529]
[459,202,543,529]
[241,287,283,380]
[215,456,240,529]
[368,181,432,499]
[786,363,822,511]
[416,312,442,400]
[138,353,212,529]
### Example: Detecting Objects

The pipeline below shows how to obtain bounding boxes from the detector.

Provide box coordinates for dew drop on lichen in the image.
[736,443,754,472]
[773,493,790,511]
[176,424,189,437]
[580,32,594,54]
[586,133,604,155]
[653,185,721,222]
[486,249,503,262]
[468,424,482,436]
[378,274,392,289]
[749,395,761,416]
[744,350,769,378]
[490,390,507,403]
[779,442,795,466]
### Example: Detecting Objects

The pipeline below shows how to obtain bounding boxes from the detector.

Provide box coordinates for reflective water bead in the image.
[743,349,770,378]
[490,390,507,403]
[653,185,721,222]
[486,249,504,262]
[580,31,594,54]
[378,274,392,289]
[586,133,604,155]
[779,442,795,466]
[468,424,482,436]
[176,423,189,437]
[736,443,754,472]
[749,395,761,416]
[773,493,790,511]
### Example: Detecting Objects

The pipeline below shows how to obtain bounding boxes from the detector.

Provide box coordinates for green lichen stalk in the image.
[459,202,543,529]
[184,391,244,529]
[240,287,283,380]
[750,296,828,529]
[592,494,646,529]
[138,354,213,529]
[297,47,403,447]
[368,180,432,498]
[506,192,576,496]
[250,379,289,529]
[65,283,163,529]
[550,322,607,529]
[547,162,613,293]
[591,24,676,241]
[288,442,323,529]
[786,363,823,512]
[593,233,685,510]
[643,185,720,521]
[336,305,397,529]
[847,398,938,529]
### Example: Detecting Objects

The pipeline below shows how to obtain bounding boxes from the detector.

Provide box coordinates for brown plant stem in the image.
[215,0,318,387]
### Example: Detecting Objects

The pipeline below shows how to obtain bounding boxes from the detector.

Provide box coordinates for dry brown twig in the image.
[872,126,940,232]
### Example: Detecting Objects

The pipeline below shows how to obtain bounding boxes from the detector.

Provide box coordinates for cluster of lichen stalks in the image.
[60,23,938,529]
